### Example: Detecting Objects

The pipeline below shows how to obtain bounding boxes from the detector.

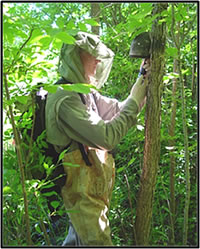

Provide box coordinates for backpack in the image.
[17,78,91,179]
[17,83,61,181]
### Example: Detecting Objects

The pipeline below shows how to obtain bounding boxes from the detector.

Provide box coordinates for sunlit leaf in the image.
[64,83,92,94]
[117,166,125,173]
[166,47,178,58]
[43,162,49,170]
[15,95,28,105]
[56,17,65,29]
[84,18,100,26]
[58,148,70,162]
[62,162,80,167]
[78,22,88,32]
[55,32,75,44]
[43,85,58,93]
[3,186,13,194]
[128,157,136,166]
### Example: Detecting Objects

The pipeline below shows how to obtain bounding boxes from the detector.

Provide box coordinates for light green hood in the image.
[58,32,115,89]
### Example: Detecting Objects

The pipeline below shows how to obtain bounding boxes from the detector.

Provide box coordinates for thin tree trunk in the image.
[90,3,100,35]
[168,59,178,245]
[178,53,190,245]
[168,17,180,245]
[135,3,168,245]
[4,74,33,245]
[191,38,197,103]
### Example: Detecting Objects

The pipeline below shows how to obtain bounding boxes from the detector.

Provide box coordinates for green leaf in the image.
[35,223,41,234]
[84,18,100,26]
[58,148,70,162]
[62,162,80,167]
[4,98,16,106]
[55,32,75,44]
[166,47,178,58]
[59,84,73,91]
[138,3,152,18]
[41,141,49,148]
[43,162,49,170]
[43,85,58,93]
[3,22,15,43]
[42,191,58,197]
[15,96,28,105]
[62,83,94,94]
[56,17,65,29]
[117,166,125,173]
[40,182,55,189]
[30,35,44,44]
[3,186,13,194]
[128,157,136,166]
[163,72,179,84]
[78,22,88,32]
[70,84,91,94]
[38,35,52,48]
[50,201,60,209]
[52,37,63,50]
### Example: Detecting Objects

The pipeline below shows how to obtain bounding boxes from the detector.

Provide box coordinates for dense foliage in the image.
[3,2,198,247]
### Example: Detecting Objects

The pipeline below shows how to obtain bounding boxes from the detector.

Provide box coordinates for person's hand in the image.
[138,58,151,78]
[130,75,148,111]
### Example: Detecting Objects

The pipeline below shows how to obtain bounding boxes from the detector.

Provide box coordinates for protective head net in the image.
[58,32,115,89]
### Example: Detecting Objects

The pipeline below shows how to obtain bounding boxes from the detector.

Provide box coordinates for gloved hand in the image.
[138,58,150,78]
[130,75,147,111]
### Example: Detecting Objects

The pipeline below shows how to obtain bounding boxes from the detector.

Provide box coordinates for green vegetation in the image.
[3,2,198,246]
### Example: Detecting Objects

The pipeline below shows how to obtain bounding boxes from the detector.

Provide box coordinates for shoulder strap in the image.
[79,93,86,105]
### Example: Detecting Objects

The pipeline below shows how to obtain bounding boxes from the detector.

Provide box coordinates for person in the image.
[45,31,150,246]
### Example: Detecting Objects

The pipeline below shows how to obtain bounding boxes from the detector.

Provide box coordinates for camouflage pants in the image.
[61,149,115,246]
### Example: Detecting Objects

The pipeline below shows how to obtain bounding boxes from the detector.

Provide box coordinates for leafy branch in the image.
[6,28,34,74]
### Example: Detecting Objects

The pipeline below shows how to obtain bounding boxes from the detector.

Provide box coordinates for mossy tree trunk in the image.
[135,3,168,245]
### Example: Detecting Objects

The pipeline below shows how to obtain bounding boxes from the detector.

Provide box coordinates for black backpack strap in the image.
[78,143,92,167]
[76,94,92,166]
[78,93,86,105]
[77,93,92,166]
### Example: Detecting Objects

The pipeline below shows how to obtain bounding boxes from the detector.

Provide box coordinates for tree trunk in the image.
[135,3,168,245]
[90,3,100,35]
[168,59,178,245]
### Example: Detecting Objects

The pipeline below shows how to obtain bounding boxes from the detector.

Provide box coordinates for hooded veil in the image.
[58,32,115,89]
